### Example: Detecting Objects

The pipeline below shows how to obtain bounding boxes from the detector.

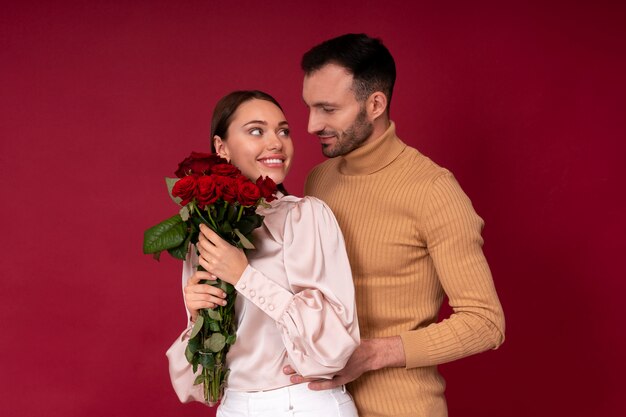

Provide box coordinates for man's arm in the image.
[285,336,405,390]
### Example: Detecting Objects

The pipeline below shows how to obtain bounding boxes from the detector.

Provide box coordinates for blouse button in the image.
[268,304,274,311]
[249,290,256,297]
[258,297,265,304]
[240,284,246,290]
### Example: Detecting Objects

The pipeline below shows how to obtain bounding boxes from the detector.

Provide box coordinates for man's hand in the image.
[283,336,405,390]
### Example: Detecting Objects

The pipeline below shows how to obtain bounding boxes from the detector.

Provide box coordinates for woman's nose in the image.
[266,132,283,150]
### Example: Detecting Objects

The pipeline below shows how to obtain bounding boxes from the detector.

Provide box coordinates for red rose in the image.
[215,176,238,203]
[196,175,221,208]
[211,163,241,178]
[171,176,197,206]
[175,152,226,178]
[236,176,261,206]
[255,176,278,202]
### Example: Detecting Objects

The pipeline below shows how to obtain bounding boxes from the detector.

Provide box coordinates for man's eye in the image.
[322,107,335,114]
[249,128,263,136]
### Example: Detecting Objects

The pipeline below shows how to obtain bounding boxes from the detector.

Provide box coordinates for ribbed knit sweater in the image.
[304,122,505,417]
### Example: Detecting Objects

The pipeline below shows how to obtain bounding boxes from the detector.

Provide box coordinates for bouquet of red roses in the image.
[143,151,278,405]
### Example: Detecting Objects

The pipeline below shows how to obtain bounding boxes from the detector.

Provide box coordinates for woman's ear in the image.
[213,135,230,160]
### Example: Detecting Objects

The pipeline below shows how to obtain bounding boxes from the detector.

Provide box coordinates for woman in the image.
[166,90,360,417]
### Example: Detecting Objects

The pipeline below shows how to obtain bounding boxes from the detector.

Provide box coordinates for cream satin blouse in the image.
[167,195,359,402]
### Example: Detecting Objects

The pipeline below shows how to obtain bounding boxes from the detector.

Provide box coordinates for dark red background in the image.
[2,1,624,416]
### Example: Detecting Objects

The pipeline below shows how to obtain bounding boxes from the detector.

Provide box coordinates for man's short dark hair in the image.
[301,33,396,107]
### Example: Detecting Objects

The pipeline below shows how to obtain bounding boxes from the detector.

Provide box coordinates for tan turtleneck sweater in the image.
[305,122,505,417]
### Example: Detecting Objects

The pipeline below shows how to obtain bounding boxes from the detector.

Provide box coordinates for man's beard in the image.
[321,106,374,158]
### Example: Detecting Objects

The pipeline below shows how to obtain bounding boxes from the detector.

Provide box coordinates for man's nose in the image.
[307,112,323,135]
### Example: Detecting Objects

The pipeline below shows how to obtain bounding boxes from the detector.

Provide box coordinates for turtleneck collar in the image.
[337,121,406,176]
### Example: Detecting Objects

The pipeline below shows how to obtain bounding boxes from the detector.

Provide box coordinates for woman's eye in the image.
[278,128,290,137]
[249,128,263,136]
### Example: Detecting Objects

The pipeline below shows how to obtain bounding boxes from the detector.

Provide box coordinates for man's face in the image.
[302,63,374,158]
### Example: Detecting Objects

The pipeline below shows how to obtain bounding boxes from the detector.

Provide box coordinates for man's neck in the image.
[361,116,391,148]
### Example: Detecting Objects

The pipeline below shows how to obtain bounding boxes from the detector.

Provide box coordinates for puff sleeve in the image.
[234,197,360,378]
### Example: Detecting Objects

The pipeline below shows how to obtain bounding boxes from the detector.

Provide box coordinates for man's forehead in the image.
[303,65,354,101]
[304,63,353,82]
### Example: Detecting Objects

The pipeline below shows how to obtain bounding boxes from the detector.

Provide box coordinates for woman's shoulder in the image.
[272,195,335,219]
[260,195,338,238]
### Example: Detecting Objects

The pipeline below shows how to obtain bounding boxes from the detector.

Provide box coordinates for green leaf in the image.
[221,221,233,233]
[221,369,230,385]
[190,315,204,339]
[234,229,255,249]
[165,177,183,205]
[187,334,201,353]
[185,344,195,364]
[179,205,190,221]
[226,334,237,345]
[218,280,235,294]
[167,233,190,260]
[204,333,226,353]
[193,374,205,386]
[236,214,264,236]
[216,202,227,222]
[199,352,215,369]
[207,309,222,321]
[143,214,187,254]
[192,362,198,374]
[226,204,238,222]
[209,321,221,332]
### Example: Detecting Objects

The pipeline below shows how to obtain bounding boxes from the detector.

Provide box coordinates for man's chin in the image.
[321,144,339,158]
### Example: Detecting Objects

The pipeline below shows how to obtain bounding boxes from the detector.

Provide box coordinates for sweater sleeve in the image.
[400,172,505,368]
[234,197,360,378]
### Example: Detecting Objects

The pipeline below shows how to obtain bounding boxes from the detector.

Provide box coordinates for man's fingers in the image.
[284,366,333,387]
[289,375,320,384]
[307,378,343,391]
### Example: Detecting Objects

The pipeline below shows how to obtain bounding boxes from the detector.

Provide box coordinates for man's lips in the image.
[318,135,336,145]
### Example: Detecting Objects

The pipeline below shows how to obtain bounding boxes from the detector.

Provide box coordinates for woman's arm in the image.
[196,198,360,379]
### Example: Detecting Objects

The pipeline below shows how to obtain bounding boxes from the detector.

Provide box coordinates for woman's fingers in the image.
[185,282,227,298]
[184,274,228,311]
[197,255,213,273]
[199,224,226,247]
[188,270,217,284]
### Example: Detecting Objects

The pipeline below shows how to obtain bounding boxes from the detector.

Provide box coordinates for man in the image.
[285,33,505,417]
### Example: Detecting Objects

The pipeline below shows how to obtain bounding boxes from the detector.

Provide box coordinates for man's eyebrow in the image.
[302,99,336,108]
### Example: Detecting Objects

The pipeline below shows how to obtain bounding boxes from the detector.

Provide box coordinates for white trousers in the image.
[216,383,359,417]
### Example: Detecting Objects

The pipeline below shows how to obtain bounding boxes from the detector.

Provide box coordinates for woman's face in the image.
[214,99,293,184]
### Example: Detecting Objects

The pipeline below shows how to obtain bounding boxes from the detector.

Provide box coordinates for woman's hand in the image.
[196,223,249,286]
[184,270,228,322]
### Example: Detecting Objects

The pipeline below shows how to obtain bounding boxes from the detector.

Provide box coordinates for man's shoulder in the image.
[397,142,451,182]
[308,157,340,176]
[305,158,340,193]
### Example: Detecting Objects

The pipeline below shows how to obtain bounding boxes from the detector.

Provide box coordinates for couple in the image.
[167,34,505,417]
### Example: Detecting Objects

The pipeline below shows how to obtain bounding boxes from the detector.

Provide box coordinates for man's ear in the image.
[213,135,230,160]
[366,91,388,120]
